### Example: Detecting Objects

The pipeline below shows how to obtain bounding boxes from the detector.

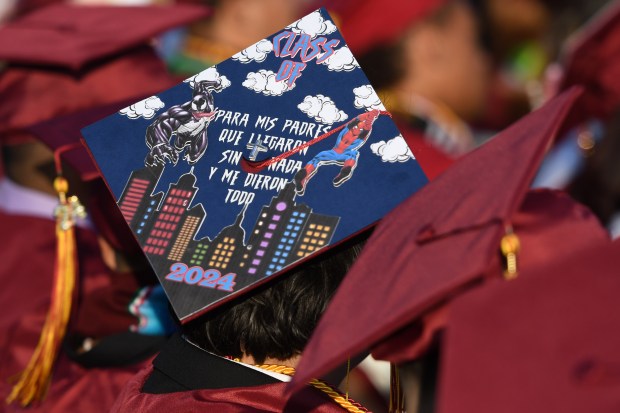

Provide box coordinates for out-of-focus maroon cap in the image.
[288,86,610,390]
[28,97,144,181]
[321,0,446,55]
[559,0,620,123]
[438,237,619,413]
[0,4,209,70]
[0,3,208,143]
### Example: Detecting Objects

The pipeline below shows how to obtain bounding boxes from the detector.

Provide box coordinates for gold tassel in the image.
[6,176,85,406]
[500,226,521,280]
[254,364,371,413]
[389,363,406,413]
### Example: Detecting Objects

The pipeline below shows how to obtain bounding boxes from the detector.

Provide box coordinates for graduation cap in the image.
[557,0,620,123]
[289,86,609,395]
[80,9,429,325]
[328,0,447,55]
[438,237,619,413]
[0,3,209,71]
[0,3,210,145]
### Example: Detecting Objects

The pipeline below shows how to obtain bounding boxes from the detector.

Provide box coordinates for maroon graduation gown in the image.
[112,334,352,413]
[0,208,158,412]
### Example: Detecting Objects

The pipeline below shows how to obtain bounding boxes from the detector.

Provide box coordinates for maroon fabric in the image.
[371,188,609,363]
[0,210,148,411]
[0,4,209,71]
[438,238,620,413]
[0,214,57,371]
[290,87,583,390]
[112,366,350,413]
[330,0,446,55]
[3,355,150,413]
[398,122,456,180]
[0,211,141,354]
[560,0,620,123]
[0,48,176,142]
[28,97,149,180]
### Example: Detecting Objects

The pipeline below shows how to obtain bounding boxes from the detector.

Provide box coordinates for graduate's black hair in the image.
[182,234,366,364]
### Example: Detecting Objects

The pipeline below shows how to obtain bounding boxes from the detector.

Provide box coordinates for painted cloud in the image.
[298,95,348,125]
[232,39,273,63]
[321,46,359,72]
[370,135,414,163]
[119,96,165,120]
[184,66,231,91]
[287,10,337,38]
[243,69,295,96]
[353,85,386,111]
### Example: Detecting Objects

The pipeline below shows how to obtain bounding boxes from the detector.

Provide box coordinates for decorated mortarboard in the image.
[0,3,210,71]
[288,87,593,391]
[81,8,428,323]
[438,238,619,413]
[558,0,620,122]
[0,3,209,143]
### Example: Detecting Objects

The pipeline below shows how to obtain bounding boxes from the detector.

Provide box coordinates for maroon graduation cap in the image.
[438,237,619,413]
[290,86,609,391]
[0,3,209,145]
[0,3,209,71]
[558,0,620,123]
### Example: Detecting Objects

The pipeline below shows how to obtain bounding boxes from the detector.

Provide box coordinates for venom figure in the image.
[145,79,223,166]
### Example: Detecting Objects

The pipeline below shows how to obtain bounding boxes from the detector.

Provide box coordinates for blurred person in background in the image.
[470,0,550,131]
[533,0,620,239]
[334,0,491,180]
[163,0,310,76]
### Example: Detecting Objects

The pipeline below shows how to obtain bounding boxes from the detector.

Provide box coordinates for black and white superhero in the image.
[145,80,224,166]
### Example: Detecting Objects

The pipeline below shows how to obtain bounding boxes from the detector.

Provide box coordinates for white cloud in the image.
[298,95,348,125]
[286,10,337,38]
[370,135,414,163]
[119,96,165,120]
[321,46,359,72]
[242,69,294,96]
[184,66,231,91]
[232,39,273,63]
[353,85,386,111]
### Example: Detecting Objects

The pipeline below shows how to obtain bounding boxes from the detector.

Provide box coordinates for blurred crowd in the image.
[0,0,619,412]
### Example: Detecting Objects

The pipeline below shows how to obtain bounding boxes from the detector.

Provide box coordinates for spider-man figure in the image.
[293,109,381,195]
[144,80,223,166]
